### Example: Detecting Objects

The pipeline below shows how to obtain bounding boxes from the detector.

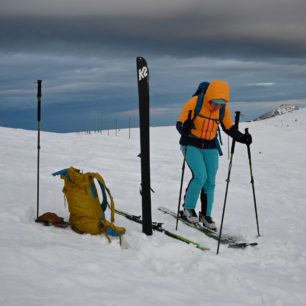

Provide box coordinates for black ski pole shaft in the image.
[175,153,186,230]
[217,111,241,254]
[228,135,230,160]
[245,128,260,237]
[176,110,192,230]
[36,80,42,220]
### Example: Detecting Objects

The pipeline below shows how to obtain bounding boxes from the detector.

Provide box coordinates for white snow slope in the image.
[0,109,306,306]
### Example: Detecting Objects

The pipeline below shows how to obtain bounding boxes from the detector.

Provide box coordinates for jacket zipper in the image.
[200,110,213,148]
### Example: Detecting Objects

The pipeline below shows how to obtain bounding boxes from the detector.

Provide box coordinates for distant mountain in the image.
[254,104,299,121]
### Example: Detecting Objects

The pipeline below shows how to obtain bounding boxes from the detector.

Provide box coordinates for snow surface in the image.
[1,109,306,306]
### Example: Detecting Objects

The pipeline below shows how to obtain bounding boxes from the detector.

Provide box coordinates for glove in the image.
[182,119,195,135]
[237,132,252,145]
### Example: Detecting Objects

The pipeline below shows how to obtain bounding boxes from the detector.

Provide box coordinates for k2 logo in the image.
[138,66,148,81]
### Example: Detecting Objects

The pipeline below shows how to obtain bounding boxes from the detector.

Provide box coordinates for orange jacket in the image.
[177,80,234,141]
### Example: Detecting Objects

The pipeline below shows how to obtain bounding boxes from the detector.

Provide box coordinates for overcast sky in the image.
[1,0,306,132]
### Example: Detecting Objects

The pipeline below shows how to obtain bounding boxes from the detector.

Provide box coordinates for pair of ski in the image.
[115,208,208,251]
[116,207,257,252]
[158,207,258,249]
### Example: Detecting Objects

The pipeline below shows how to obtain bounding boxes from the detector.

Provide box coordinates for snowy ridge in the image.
[0,109,306,305]
[254,103,299,121]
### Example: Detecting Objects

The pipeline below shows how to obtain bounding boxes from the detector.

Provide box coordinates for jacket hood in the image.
[204,80,230,105]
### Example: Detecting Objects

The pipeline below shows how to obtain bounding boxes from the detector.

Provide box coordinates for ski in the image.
[228,242,258,249]
[136,56,152,236]
[158,207,258,248]
[115,208,209,251]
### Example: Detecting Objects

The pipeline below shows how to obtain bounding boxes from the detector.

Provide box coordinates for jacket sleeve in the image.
[177,97,197,123]
[176,121,183,134]
[176,97,197,135]
[222,125,244,140]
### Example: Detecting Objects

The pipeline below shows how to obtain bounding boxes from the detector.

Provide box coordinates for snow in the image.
[1,109,306,306]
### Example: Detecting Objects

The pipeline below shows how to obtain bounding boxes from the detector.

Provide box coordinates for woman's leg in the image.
[181,146,206,210]
[202,149,219,216]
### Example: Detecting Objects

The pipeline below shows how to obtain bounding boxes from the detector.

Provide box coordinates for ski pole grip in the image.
[234,111,241,128]
[188,110,192,120]
[230,111,241,154]
[37,80,42,122]
[245,127,252,148]
[37,80,42,98]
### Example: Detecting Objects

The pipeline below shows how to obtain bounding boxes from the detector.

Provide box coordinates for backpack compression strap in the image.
[93,173,115,223]
[94,173,126,239]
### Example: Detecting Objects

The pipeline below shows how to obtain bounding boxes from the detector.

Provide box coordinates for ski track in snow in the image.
[0,109,306,306]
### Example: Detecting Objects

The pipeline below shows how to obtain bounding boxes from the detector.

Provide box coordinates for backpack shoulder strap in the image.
[215,105,226,155]
[93,173,126,239]
[192,82,210,119]
[194,92,204,119]
[93,173,115,223]
[219,105,226,121]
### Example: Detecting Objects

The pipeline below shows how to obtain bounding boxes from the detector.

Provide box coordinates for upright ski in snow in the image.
[158,207,258,248]
[136,56,152,236]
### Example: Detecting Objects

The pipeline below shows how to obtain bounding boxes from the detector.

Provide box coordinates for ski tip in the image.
[136,56,147,63]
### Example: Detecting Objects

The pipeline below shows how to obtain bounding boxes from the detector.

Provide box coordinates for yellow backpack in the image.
[53,167,125,242]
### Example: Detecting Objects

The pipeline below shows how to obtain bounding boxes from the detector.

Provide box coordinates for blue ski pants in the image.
[181,145,219,216]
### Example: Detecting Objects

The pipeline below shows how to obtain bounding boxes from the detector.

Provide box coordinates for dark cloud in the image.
[1,0,306,60]
[0,0,306,131]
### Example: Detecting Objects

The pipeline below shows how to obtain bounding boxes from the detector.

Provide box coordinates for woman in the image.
[176,80,252,231]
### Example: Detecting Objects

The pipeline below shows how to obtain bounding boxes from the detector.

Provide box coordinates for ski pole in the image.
[217,111,241,254]
[245,128,260,237]
[36,80,42,220]
[228,135,230,160]
[176,110,192,230]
